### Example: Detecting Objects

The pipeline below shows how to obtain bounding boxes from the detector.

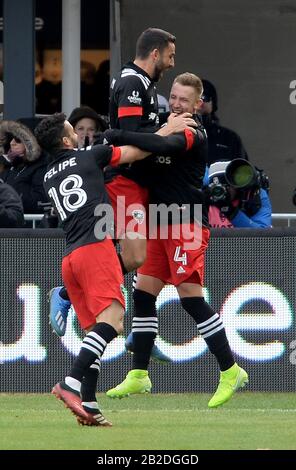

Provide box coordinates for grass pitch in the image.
[0,392,295,450]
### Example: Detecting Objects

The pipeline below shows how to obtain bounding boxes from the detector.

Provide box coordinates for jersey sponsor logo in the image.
[176,266,186,274]
[127,91,142,105]
[156,156,171,164]
[132,209,145,224]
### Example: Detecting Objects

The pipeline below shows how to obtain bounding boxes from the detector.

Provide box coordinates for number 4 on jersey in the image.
[173,246,187,265]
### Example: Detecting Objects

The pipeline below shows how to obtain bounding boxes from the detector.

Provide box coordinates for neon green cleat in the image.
[208,363,248,408]
[106,369,152,399]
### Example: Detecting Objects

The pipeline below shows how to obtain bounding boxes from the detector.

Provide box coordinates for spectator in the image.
[80,60,97,108]
[0,178,24,227]
[68,105,108,149]
[36,79,62,114]
[199,79,249,165]
[206,159,272,228]
[35,51,62,114]
[0,120,48,214]
[93,59,110,116]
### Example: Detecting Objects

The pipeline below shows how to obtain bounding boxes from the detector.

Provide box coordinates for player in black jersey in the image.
[36,112,197,426]
[106,27,176,272]
[105,73,248,408]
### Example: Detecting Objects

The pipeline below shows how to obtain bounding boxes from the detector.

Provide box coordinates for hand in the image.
[160,112,197,136]
[93,131,105,145]
[101,129,123,145]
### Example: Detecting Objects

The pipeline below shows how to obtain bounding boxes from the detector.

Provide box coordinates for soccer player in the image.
[107,27,176,272]
[105,73,249,408]
[36,113,197,426]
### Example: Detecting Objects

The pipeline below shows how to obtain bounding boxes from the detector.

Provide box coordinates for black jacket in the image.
[0,179,24,227]
[203,115,248,165]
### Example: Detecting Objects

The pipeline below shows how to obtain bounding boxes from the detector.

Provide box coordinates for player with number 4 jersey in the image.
[106,74,248,407]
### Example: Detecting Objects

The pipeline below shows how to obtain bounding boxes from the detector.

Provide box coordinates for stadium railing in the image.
[271,213,296,227]
[24,214,44,228]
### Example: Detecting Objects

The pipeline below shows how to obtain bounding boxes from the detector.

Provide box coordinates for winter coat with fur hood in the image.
[0,120,48,213]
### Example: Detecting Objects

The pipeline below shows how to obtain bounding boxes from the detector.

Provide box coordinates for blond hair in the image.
[173,72,203,99]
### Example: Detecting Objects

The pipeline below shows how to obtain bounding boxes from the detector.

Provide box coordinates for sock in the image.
[69,322,117,382]
[181,297,234,371]
[64,376,81,393]
[81,401,99,414]
[118,253,128,275]
[132,289,157,370]
[81,358,100,402]
[59,287,70,301]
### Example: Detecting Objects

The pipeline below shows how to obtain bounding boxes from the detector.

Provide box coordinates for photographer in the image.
[205,159,272,228]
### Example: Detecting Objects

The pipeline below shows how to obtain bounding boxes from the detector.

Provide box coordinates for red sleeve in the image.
[118,106,143,118]
[184,129,195,150]
[110,145,122,167]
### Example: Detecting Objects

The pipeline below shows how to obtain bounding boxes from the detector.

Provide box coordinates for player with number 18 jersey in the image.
[43,144,123,329]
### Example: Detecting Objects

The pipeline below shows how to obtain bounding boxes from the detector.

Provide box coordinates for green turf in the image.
[0,392,295,450]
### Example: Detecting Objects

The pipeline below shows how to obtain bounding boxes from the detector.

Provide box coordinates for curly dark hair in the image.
[34,113,67,155]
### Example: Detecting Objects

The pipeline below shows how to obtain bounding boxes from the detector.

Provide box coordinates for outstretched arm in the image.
[105,129,201,161]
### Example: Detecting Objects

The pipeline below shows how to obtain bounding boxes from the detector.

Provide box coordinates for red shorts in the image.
[138,224,210,286]
[106,175,149,238]
[62,239,125,330]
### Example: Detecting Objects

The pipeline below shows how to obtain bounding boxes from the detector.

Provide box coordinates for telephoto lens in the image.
[225,159,257,189]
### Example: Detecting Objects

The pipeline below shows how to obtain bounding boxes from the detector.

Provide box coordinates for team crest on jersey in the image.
[132,209,145,224]
[128,91,142,105]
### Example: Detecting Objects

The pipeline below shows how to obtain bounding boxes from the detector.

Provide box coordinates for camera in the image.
[208,180,229,202]
[208,159,269,203]
[225,159,268,191]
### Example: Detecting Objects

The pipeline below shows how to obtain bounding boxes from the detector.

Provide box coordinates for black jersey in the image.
[106,62,159,185]
[43,145,120,255]
[147,134,209,226]
[110,61,159,132]
[104,125,209,226]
